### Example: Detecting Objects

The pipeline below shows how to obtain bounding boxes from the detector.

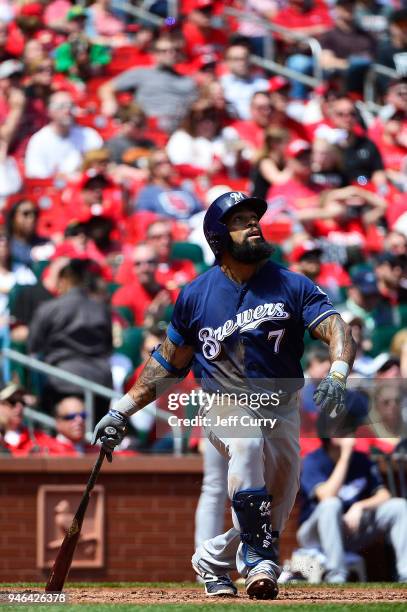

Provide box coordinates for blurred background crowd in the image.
[0,0,407,457]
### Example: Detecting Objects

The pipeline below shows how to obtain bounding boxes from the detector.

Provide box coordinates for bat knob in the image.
[104,426,117,436]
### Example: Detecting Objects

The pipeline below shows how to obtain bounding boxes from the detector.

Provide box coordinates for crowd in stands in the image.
[0,0,406,459]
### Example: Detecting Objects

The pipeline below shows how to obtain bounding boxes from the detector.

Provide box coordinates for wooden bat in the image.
[45,430,114,592]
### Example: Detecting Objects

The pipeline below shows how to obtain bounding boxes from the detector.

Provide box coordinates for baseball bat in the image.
[45,428,115,592]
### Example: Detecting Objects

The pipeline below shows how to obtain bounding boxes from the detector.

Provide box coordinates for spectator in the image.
[235,0,279,57]
[311,138,347,190]
[181,0,227,61]
[54,6,111,84]
[368,107,407,187]
[28,259,113,418]
[6,199,51,269]
[99,35,197,132]
[264,139,341,227]
[228,90,274,157]
[374,252,407,305]
[340,269,397,335]
[133,150,203,221]
[22,38,46,72]
[105,103,155,166]
[0,59,26,151]
[86,0,129,47]
[112,242,174,327]
[289,239,350,304]
[276,0,333,99]
[0,136,21,201]
[357,381,404,453]
[384,230,407,257]
[0,18,24,62]
[166,98,228,179]
[0,383,49,454]
[46,396,98,455]
[376,9,407,83]
[145,218,197,287]
[318,0,375,95]
[251,127,291,199]
[323,96,386,186]
[297,432,407,583]
[220,40,269,119]
[25,91,103,178]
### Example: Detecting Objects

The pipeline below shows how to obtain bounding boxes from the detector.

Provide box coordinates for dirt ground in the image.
[1,585,406,605]
[64,586,407,605]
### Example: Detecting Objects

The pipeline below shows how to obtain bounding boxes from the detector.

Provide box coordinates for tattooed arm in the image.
[311,315,357,418]
[92,337,194,452]
[126,337,194,415]
[312,314,356,370]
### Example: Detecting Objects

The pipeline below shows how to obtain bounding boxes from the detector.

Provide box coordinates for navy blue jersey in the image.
[299,448,384,524]
[168,261,338,393]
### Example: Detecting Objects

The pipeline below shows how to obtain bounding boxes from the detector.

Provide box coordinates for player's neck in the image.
[220,253,265,284]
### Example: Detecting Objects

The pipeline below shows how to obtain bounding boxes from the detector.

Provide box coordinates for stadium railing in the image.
[2,347,183,455]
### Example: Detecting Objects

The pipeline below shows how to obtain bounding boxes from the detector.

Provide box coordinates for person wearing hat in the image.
[340,269,397,336]
[0,383,54,454]
[297,413,407,583]
[54,7,111,84]
[290,240,350,305]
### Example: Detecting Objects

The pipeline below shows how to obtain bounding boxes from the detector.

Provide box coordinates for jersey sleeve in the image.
[168,287,195,347]
[301,276,339,333]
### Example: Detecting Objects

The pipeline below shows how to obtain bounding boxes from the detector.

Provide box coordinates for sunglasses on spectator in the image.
[134,259,157,266]
[253,104,272,111]
[58,411,87,421]
[50,102,74,111]
[5,397,23,407]
[155,46,176,53]
[334,110,356,117]
[19,208,38,217]
[148,232,171,239]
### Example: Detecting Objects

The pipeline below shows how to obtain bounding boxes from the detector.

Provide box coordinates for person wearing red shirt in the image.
[146,219,197,288]
[289,239,351,304]
[368,109,407,186]
[264,140,335,230]
[0,383,54,455]
[112,242,176,327]
[42,396,100,455]
[275,0,333,99]
[181,0,228,61]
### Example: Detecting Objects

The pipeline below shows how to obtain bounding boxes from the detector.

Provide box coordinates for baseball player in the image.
[92,192,356,599]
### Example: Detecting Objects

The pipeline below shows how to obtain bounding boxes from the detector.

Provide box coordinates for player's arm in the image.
[311,314,357,419]
[92,336,194,453]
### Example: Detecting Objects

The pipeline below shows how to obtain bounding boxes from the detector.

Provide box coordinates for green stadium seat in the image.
[170,242,204,265]
[116,326,144,368]
[369,326,400,357]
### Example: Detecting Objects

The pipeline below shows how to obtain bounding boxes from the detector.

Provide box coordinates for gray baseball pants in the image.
[297,496,407,582]
[194,440,228,548]
[193,394,300,577]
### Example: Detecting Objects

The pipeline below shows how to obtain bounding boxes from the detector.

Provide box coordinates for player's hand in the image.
[313,372,346,418]
[343,502,363,533]
[91,409,128,462]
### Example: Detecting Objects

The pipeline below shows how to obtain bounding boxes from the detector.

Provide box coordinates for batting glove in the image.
[313,367,347,419]
[91,409,128,462]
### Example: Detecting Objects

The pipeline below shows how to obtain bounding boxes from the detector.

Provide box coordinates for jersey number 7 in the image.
[267,329,285,353]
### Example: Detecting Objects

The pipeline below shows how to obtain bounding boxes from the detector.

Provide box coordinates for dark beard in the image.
[227,234,274,264]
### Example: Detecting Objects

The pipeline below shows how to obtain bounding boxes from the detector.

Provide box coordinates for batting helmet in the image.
[203,191,267,257]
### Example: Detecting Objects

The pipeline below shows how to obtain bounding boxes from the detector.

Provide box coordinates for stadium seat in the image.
[116,326,144,368]
[369,326,400,357]
[170,242,204,265]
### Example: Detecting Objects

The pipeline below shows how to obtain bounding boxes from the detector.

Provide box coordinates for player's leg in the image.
[192,403,267,596]
[297,497,348,582]
[236,395,301,598]
[194,440,228,548]
[370,497,407,581]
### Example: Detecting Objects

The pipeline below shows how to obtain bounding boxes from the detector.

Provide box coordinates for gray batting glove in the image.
[313,372,346,419]
[92,409,128,461]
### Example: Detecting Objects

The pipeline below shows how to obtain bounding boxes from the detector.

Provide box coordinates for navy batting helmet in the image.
[203,191,267,257]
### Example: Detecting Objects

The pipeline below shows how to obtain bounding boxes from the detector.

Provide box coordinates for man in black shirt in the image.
[329,96,385,187]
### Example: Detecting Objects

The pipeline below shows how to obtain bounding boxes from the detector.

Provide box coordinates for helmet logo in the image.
[229,192,245,203]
